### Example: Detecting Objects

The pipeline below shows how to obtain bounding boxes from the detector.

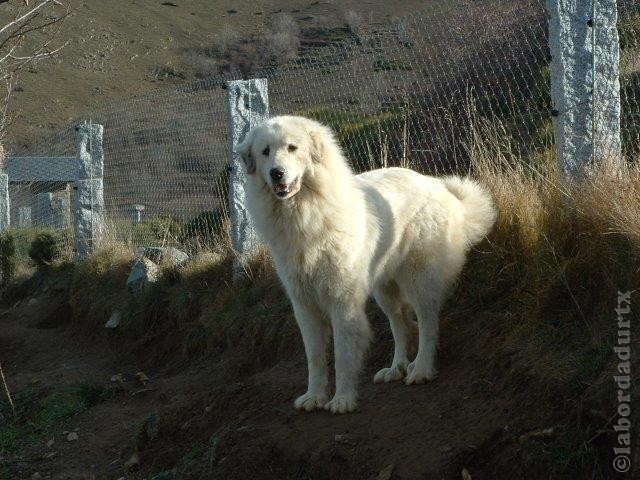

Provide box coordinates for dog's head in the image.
[236,116,336,200]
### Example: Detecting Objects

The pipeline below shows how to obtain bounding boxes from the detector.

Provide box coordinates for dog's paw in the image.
[404,361,438,385]
[373,363,407,383]
[294,391,328,411]
[324,394,357,414]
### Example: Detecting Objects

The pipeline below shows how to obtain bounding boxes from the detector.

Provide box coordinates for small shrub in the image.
[264,13,300,64]
[345,10,367,43]
[373,58,413,72]
[153,65,185,81]
[0,231,16,285]
[147,215,182,243]
[187,51,217,79]
[391,17,413,47]
[214,24,241,58]
[28,232,60,267]
[180,209,226,249]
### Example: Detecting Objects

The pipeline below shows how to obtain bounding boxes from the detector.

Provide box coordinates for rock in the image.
[32,473,43,480]
[43,451,56,459]
[105,311,121,329]
[126,258,161,294]
[125,452,140,469]
[28,297,38,306]
[518,427,555,443]
[135,371,149,385]
[67,432,78,441]
[46,438,55,448]
[461,468,472,480]
[137,246,189,266]
[334,434,356,446]
[111,373,126,390]
[439,445,452,453]
[376,464,394,480]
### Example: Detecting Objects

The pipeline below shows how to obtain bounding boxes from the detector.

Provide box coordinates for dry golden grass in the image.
[453,111,640,409]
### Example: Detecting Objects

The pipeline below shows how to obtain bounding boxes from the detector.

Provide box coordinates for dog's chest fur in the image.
[249,181,369,303]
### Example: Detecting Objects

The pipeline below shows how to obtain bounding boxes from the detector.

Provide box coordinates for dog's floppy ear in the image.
[306,121,338,164]
[307,128,325,164]
[236,130,256,174]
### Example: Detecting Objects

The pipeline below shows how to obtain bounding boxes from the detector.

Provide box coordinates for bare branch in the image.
[0,362,15,418]
[0,0,61,38]
[0,0,69,142]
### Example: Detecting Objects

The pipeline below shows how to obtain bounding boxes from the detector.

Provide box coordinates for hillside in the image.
[2,0,425,153]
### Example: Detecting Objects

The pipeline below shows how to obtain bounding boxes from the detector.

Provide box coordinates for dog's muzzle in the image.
[273,176,299,198]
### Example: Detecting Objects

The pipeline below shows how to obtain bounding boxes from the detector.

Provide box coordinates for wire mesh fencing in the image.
[620,0,640,160]
[270,0,552,174]
[1,0,639,259]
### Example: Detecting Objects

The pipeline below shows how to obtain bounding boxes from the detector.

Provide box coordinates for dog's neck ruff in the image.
[248,156,365,264]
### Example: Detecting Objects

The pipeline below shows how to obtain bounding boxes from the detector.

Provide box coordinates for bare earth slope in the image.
[0,288,534,480]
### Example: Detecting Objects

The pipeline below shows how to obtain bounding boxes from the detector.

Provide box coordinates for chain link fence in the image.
[2,0,639,258]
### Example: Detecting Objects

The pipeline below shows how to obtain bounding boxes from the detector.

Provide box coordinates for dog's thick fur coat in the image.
[237,116,496,413]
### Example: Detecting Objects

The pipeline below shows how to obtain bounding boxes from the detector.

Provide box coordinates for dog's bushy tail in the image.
[443,176,497,245]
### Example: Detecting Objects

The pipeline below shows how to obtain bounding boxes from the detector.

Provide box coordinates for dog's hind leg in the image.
[324,301,372,414]
[401,276,445,385]
[373,282,413,383]
[292,300,331,411]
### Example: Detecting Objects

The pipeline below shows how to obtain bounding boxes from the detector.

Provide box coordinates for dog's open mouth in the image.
[273,177,299,198]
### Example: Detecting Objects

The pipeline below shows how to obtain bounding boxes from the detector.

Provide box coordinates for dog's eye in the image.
[262,147,270,156]
[288,144,298,152]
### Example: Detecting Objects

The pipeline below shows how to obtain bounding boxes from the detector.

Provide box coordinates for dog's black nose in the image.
[270,167,285,181]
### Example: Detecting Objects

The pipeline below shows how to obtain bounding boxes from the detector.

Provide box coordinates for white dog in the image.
[237,116,496,414]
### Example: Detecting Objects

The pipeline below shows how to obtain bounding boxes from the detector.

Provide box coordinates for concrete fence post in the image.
[35,192,54,228]
[74,123,105,261]
[225,78,269,276]
[18,207,31,228]
[0,174,8,232]
[546,0,621,178]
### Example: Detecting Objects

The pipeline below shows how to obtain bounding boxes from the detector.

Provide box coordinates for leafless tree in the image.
[0,0,69,156]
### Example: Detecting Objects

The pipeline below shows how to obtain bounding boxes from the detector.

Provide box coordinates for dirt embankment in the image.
[0,271,611,480]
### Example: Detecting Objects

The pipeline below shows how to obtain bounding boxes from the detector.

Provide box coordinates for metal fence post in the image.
[225,78,269,277]
[546,0,621,178]
[0,174,8,232]
[74,123,105,261]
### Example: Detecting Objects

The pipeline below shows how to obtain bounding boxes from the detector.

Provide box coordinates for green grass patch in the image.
[301,107,407,171]
[0,382,107,453]
[373,58,413,72]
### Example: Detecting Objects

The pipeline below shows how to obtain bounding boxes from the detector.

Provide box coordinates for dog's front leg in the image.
[325,303,372,414]
[291,299,331,411]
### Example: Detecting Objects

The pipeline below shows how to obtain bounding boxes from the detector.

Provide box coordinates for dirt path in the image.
[1,293,528,480]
